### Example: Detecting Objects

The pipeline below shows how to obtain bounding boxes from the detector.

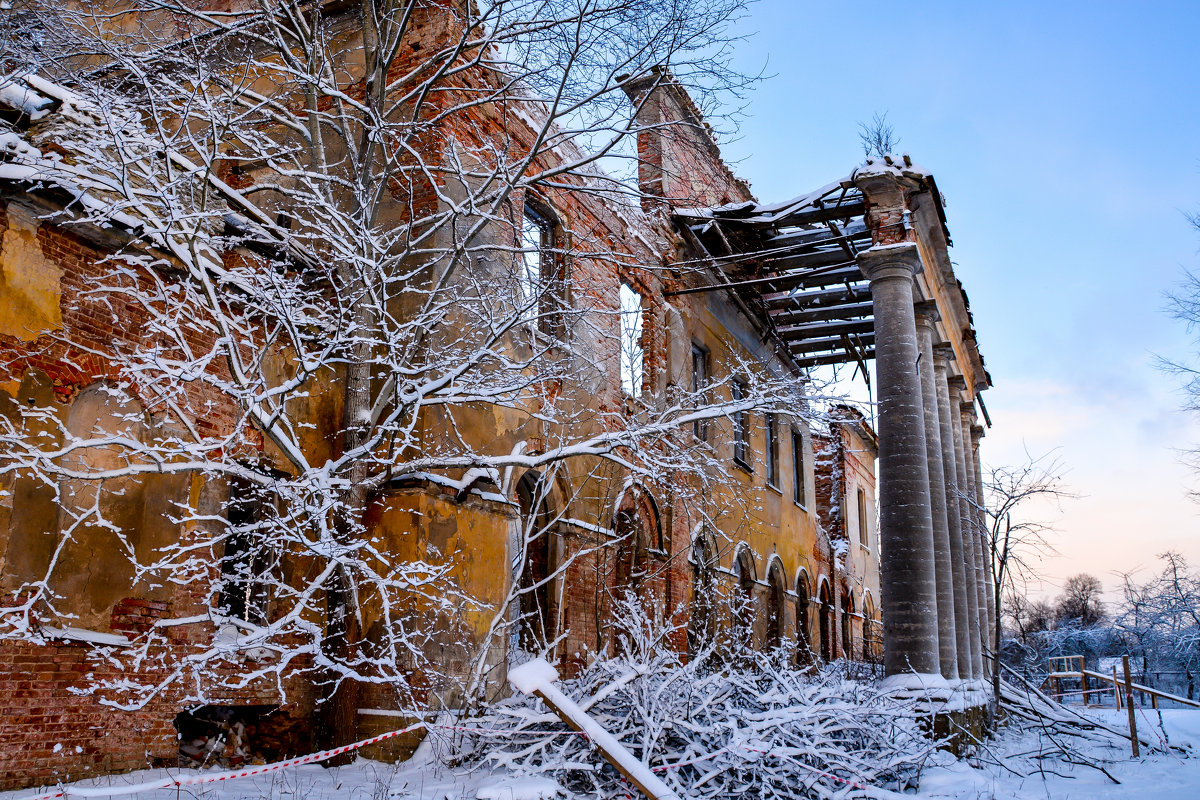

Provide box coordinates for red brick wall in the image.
[0,639,177,787]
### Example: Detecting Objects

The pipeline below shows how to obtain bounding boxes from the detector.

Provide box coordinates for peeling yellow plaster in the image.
[0,205,62,342]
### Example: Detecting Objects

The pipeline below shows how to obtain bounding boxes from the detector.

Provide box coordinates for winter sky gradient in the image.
[720,1,1200,600]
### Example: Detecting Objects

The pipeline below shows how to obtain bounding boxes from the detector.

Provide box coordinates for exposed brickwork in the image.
[0,639,177,787]
[110,599,171,636]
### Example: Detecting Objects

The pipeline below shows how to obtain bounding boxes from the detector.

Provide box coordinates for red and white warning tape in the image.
[19,723,427,800]
[19,723,881,798]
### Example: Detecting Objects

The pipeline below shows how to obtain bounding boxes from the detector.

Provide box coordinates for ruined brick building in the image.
[0,1,990,790]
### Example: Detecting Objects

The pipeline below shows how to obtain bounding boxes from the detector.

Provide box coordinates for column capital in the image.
[857,243,922,283]
[932,343,956,371]
[971,424,986,443]
[913,300,941,329]
[947,375,967,392]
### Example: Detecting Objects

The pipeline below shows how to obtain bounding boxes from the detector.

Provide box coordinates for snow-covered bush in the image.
[458,597,937,799]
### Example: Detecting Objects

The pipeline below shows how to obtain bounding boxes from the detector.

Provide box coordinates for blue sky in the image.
[717,1,1200,600]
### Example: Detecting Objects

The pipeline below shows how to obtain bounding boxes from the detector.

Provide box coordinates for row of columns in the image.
[860,244,995,695]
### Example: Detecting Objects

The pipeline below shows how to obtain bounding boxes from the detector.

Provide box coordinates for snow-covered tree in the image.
[1115,552,1200,698]
[980,453,1070,701]
[0,0,816,751]
[1055,573,1105,628]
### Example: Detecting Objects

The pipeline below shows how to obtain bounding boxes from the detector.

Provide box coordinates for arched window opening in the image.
[613,508,645,598]
[609,486,663,655]
[766,563,786,651]
[818,579,834,662]
[863,596,882,664]
[514,471,556,653]
[840,588,855,660]
[795,573,813,664]
[687,531,717,655]
[734,549,756,648]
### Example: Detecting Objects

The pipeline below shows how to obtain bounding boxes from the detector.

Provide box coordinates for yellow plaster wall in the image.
[0,205,62,343]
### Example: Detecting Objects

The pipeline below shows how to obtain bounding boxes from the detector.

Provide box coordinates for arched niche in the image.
[50,383,180,628]
[1,369,62,590]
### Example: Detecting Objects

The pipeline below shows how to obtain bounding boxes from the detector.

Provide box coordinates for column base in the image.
[883,676,995,752]
[879,671,952,701]
[925,703,991,753]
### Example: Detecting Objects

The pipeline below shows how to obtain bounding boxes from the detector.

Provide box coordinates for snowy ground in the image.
[918,708,1200,800]
[3,709,1197,800]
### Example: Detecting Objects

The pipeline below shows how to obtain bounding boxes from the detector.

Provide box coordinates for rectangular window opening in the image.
[219,476,272,625]
[619,283,644,396]
[691,343,709,440]
[766,413,779,488]
[519,207,554,324]
[857,488,870,547]
[792,429,806,506]
[732,379,750,469]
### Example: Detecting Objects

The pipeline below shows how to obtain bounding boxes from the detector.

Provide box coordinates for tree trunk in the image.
[318,261,379,756]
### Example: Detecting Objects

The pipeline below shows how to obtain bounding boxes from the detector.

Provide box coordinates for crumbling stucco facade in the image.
[0,4,997,791]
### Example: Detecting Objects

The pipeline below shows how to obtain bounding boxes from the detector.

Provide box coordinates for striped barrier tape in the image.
[19,723,427,800]
[18,723,881,798]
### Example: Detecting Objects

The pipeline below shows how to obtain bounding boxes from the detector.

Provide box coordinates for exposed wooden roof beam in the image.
[776,318,875,338]
[770,200,867,228]
[765,225,870,251]
[759,265,866,291]
[793,349,877,369]
[768,284,869,309]
[768,300,874,325]
[788,333,876,355]
[761,250,853,272]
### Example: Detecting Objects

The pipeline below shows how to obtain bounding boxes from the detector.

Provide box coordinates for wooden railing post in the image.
[1113,665,1121,710]
[1123,655,1139,758]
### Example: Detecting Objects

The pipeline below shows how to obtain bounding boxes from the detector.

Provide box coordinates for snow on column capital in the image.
[856,242,943,684]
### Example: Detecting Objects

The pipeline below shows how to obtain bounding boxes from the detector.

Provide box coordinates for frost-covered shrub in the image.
[460,598,937,799]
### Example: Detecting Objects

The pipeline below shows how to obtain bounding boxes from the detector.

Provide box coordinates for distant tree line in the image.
[1000,556,1200,701]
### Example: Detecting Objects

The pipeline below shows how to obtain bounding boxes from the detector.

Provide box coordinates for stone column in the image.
[933,346,973,682]
[948,377,983,679]
[858,244,941,680]
[914,303,958,681]
[971,421,997,672]
[960,402,990,679]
